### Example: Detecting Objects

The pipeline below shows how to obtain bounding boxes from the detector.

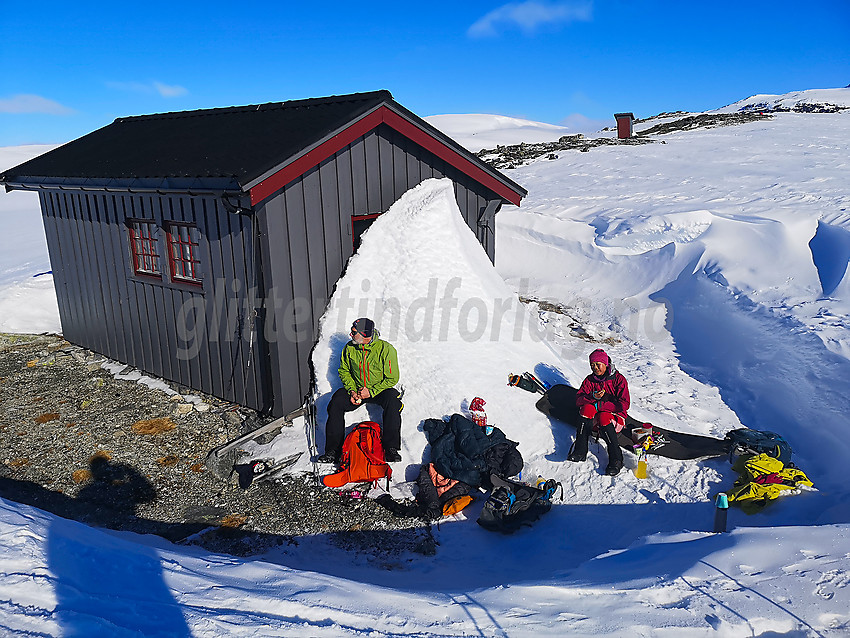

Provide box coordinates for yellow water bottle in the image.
[634,456,648,479]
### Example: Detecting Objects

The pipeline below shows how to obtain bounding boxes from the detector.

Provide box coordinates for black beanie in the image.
[351,317,375,338]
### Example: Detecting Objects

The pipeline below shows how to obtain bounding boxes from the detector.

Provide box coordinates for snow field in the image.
[2,94,850,636]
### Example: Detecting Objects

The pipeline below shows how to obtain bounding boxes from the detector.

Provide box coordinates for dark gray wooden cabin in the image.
[1,90,527,417]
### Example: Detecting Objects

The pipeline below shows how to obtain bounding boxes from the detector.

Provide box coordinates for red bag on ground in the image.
[322,421,392,488]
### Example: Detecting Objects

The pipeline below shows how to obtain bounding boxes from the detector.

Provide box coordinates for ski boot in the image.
[600,423,624,476]
[568,418,592,462]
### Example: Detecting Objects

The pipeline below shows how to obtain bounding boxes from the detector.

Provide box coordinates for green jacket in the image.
[338,338,400,396]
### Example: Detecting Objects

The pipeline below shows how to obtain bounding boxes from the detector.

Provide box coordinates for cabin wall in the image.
[34,123,506,419]
[256,123,502,416]
[39,189,267,411]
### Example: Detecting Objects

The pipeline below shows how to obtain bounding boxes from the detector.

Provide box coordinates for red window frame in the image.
[351,213,382,250]
[166,222,202,285]
[128,220,161,277]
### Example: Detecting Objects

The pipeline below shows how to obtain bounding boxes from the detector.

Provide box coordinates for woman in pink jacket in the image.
[569,349,630,475]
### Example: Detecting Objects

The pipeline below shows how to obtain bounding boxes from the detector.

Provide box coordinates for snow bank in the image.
[499,109,850,495]
[5,492,850,637]
[310,178,566,478]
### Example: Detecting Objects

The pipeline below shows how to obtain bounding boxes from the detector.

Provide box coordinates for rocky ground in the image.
[476,132,653,170]
[476,110,775,169]
[0,333,431,559]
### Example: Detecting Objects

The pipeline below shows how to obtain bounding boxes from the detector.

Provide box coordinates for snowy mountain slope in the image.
[714,88,850,113]
[497,112,850,501]
[2,96,850,636]
[0,144,59,332]
[425,113,573,152]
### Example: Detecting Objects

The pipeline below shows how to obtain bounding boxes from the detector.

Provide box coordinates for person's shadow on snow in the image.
[43,456,191,636]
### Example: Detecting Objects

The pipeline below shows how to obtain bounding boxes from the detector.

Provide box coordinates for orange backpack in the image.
[322,421,392,489]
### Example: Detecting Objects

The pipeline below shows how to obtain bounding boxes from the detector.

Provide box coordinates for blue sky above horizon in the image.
[1,0,848,146]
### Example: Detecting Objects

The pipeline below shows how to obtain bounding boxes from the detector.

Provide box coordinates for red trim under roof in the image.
[249,105,524,206]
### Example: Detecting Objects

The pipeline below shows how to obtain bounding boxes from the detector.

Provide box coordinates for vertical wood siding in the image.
[39,190,264,411]
[36,123,506,418]
[257,123,503,416]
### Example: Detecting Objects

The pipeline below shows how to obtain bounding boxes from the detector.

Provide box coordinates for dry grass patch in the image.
[35,413,60,424]
[7,458,30,468]
[72,469,92,484]
[219,514,247,528]
[132,417,176,435]
[90,450,112,462]
[157,455,180,467]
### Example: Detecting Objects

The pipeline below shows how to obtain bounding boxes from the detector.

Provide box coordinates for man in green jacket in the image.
[318,317,403,464]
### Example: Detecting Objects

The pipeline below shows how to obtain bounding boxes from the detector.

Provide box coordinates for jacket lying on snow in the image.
[725,453,813,514]
[423,413,523,488]
[415,463,473,520]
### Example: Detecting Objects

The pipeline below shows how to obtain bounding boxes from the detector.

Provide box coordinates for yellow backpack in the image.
[725,453,813,513]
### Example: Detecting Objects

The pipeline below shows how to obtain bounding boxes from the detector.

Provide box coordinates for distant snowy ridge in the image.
[712,87,850,114]
[425,113,572,152]
[427,89,850,152]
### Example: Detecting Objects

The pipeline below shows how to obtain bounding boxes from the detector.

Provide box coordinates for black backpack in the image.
[724,428,792,464]
[477,474,562,534]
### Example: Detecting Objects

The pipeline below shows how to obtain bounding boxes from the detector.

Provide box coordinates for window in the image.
[351,213,381,251]
[167,223,202,284]
[128,220,161,277]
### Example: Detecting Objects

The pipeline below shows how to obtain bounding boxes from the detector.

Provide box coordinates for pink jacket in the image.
[576,369,630,420]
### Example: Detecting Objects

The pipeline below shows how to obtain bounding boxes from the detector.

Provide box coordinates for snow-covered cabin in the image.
[0,91,527,417]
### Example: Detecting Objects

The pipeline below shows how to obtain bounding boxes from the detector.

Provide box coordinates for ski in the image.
[205,404,308,478]
[522,371,549,395]
[233,452,303,489]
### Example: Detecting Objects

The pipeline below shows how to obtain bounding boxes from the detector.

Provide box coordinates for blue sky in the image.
[1,0,848,145]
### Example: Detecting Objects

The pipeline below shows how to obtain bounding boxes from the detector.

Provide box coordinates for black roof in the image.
[2,91,393,189]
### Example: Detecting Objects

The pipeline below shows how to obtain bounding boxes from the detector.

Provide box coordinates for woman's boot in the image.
[600,424,624,476]
[568,418,592,462]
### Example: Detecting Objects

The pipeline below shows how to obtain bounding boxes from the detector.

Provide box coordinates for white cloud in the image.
[559,112,610,133]
[0,94,74,115]
[468,1,592,38]
[106,81,188,98]
[153,82,188,98]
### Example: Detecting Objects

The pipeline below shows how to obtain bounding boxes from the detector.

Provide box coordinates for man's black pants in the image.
[324,388,402,455]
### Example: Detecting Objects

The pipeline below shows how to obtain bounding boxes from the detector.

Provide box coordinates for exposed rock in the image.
[0,332,428,559]
[174,403,194,416]
[638,111,773,136]
[477,132,653,169]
